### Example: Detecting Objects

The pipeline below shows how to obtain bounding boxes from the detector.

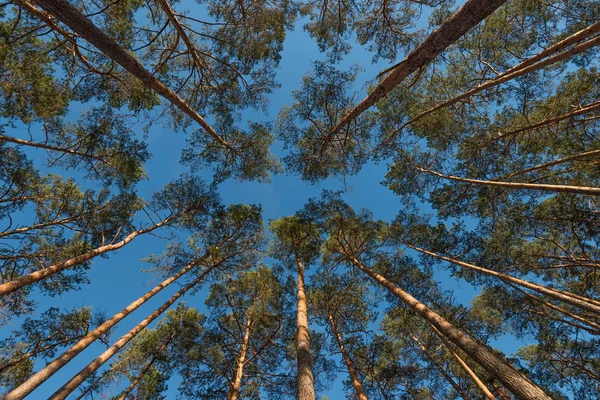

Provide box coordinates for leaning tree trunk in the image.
[28,0,232,151]
[428,324,496,400]
[328,0,507,136]
[295,256,316,400]
[345,254,552,400]
[409,334,471,400]
[492,100,600,142]
[47,274,205,400]
[328,312,369,400]
[0,210,185,296]
[404,243,600,314]
[4,258,210,400]
[417,166,600,196]
[381,23,600,144]
[227,315,252,400]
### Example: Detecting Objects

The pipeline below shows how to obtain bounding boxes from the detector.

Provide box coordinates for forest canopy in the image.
[0,0,599,398]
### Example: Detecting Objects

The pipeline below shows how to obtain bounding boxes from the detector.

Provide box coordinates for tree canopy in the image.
[1,0,599,398]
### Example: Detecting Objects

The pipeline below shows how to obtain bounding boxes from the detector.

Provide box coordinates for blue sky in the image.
[0,2,536,398]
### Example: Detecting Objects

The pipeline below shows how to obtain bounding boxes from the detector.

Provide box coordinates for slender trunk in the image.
[47,274,205,400]
[409,334,470,400]
[404,243,600,314]
[507,282,600,333]
[375,380,390,400]
[328,313,368,400]
[156,0,206,73]
[4,258,207,400]
[30,0,232,151]
[501,149,600,180]
[346,255,552,400]
[0,214,82,239]
[118,339,172,400]
[417,166,600,196]
[295,256,316,400]
[493,100,600,142]
[227,315,252,400]
[328,0,507,136]
[0,211,183,296]
[0,133,114,167]
[381,24,600,145]
[428,325,496,400]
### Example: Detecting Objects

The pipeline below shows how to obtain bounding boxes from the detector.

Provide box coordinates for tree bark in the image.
[0,210,183,296]
[328,312,369,400]
[409,334,471,400]
[227,315,252,400]
[295,256,316,400]
[346,255,552,400]
[47,274,205,400]
[30,0,233,152]
[4,258,208,400]
[428,324,496,400]
[328,0,507,136]
[380,23,600,145]
[417,166,600,196]
[404,243,600,314]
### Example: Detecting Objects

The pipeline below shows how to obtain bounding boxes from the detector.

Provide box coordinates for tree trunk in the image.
[381,23,600,145]
[493,100,600,142]
[0,210,183,296]
[404,243,600,314]
[4,258,209,400]
[417,166,600,196]
[296,256,316,400]
[409,334,471,400]
[328,0,507,136]
[0,214,85,239]
[47,274,205,400]
[428,324,496,400]
[0,133,115,167]
[346,255,552,400]
[118,339,172,400]
[507,282,600,333]
[500,149,600,180]
[29,0,232,151]
[328,312,368,400]
[227,315,252,400]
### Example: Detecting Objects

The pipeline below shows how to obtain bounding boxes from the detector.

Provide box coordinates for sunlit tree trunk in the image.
[428,324,496,400]
[328,312,369,400]
[296,256,316,400]
[404,243,600,314]
[409,334,471,400]
[29,0,232,151]
[346,254,552,400]
[328,0,507,136]
[381,23,600,144]
[0,210,185,296]
[227,315,252,400]
[417,166,600,196]
[47,274,205,400]
[4,258,208,399]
